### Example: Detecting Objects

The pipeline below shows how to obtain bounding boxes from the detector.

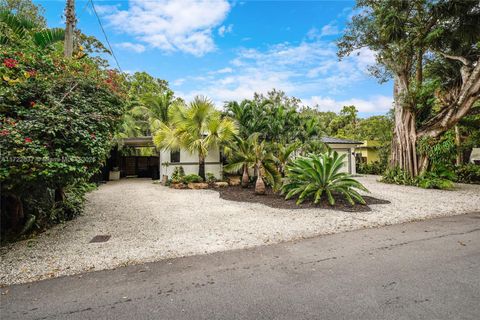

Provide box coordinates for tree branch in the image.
[438,51,470,66]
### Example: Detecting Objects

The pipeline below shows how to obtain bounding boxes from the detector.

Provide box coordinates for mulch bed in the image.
[217,185,390,212]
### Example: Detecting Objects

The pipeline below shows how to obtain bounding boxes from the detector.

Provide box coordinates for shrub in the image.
[206,173,217,183]
[455,164,480,184]
[281,152,369,205]
[381,166,456,190]
[381,167,416,185]
[182,174,203,184]
[171,166,185,183]
[357,161,386,175]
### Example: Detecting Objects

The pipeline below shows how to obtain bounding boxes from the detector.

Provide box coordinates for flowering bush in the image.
[0,14,128,235]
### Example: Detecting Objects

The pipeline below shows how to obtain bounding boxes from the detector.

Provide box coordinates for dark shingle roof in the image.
[321,136,362,145]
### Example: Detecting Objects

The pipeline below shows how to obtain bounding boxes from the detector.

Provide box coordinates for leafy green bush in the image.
[182,174,203,184]
[357,161,386,175]
[171,166,185,183]
[455,164,480,184]
[381,166,456,190]
[381,167,417,185]
[206,173,217,183]
[281,152,369,205]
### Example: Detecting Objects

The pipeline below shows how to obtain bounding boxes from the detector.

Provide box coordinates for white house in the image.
[159,146,223,179]
[118,135,360,180]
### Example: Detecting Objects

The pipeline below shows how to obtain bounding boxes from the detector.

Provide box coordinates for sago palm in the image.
[154,96,237,180]
[281,152,368,205]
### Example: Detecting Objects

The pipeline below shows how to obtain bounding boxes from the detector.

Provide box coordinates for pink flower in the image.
[0,129,9,136]
[30,101,36,107]
[24,137,32,143]
[3,58,18,68]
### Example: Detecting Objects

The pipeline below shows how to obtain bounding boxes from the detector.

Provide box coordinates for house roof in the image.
[321,136,362,145]
[121,136,154,147]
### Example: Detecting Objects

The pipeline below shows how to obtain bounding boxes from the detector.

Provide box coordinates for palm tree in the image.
[274,141,301,177]
[0,10,64,48]
[224,136,256,187]
[134,91,176,134]
[224,133,281,194]
[154,96,237,180]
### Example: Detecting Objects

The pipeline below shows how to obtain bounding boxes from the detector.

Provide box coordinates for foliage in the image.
[381,166,456,190]
[417,131,456,169]
[206,172,217,183]
[282,152,369,206]
[455,164,480,184]
[0,8,127,235]
[381,167,417,186]
[182,174,203,184]
[154,96,237,179]
[357,161,386,175]
[171,166,185,184]
[224,133,281,194]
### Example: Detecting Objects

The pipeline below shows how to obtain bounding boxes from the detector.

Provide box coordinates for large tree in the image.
[338,0,480,176]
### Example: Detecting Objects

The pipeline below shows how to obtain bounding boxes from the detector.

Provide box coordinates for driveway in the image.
[1,176,480,285]
[1,213,479,320]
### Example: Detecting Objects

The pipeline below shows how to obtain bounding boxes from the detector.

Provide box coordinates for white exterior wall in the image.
[159,146,222,179]
[327,143,357,175]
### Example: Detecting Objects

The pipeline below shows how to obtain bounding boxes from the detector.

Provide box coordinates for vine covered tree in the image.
[338,0,480,176]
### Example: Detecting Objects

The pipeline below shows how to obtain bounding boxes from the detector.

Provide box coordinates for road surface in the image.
[1,213,479,320]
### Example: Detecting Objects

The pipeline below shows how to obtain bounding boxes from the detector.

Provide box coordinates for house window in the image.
[170,150,180,163]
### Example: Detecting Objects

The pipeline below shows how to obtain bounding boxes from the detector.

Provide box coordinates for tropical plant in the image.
[281,152,369,205]
[182,174,203,184]
[224,133,281,194]
[223,135,256,187]
[0,9,64,48]
[274,141,301,177]
[171,166,185,184]
[455,164,480,184]
[154,96,237,180]
[134,91,176,134]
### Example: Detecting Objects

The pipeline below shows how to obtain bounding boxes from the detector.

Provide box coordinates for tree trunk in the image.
[64,0,76,58]
[390,75,419,176]
[254,163,266,195]
[7,194,24,231]
[241,165,249,188]
[198,154,205,180]
[455,125,463,165]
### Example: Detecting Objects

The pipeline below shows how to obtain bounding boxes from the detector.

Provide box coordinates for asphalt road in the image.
[1,213,480,320]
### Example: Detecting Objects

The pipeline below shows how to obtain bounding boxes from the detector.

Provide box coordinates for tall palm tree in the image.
[134,91,175,134]
[224,133,281,194]
[154,96,237,180]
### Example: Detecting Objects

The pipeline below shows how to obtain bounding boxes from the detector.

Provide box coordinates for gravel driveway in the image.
[1,176,479,285]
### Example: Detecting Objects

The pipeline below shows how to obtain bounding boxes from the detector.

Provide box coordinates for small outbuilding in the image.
[321,136,362,175]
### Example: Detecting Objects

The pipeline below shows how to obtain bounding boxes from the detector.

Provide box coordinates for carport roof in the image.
[121,136,154,147]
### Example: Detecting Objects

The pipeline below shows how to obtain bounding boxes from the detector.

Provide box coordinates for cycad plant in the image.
[224,133,281,194]
[154,96,237,180]
[281,152,368,205]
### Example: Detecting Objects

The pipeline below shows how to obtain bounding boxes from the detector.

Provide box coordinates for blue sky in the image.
[35,0,393,116]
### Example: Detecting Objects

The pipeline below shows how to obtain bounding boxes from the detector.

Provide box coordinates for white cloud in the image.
[178,31,385,112]
[218,24,233,37]
[98,0,231,56]
[305,95,393,113]
[115,42,146,53]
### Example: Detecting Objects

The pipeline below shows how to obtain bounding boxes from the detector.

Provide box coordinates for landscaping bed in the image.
[218,185,390,212]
